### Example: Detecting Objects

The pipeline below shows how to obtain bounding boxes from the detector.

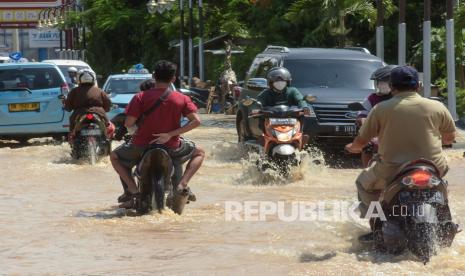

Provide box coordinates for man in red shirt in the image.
[110,60,205,208]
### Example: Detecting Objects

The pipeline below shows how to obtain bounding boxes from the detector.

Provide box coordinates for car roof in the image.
[107,73,152,79]
[0,62,59,68]
[261,47,382,61]
[42,59,91,67]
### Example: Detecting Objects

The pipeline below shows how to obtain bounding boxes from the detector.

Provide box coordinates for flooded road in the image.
[1,114,465,275]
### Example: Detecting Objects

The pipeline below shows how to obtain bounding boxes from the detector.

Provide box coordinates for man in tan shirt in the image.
[345,66,456,219]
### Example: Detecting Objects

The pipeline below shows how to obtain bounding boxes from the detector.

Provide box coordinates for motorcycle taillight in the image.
[401,170,437,187]
[86,114,94,120]
[61,83,69,95]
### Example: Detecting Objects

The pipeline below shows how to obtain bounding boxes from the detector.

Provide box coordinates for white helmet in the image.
[68,66,78,73]
[78,69,96,84]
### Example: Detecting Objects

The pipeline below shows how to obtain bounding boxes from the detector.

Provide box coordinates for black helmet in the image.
[370,65,397,82]
[266,67,292,83]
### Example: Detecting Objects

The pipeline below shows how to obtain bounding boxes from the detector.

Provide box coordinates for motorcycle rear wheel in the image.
[408,223,437,263]
[151,174,165,213]
[87,137,98,165]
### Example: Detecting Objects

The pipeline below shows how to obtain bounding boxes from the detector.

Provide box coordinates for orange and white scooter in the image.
[242,98,309,175]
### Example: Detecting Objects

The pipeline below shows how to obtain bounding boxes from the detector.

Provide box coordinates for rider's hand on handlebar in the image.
[345,142,363,154]
[356,117,366,127]
[303,107,311,116]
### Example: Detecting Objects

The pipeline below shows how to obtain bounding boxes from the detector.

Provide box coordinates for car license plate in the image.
[8,102,40,112]
[335,124,357,134]
[80,129,102,136]
[269,118,297,125]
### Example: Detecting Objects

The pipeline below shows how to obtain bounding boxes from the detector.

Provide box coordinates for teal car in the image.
[0,62,69,142]
[104,72,153,132]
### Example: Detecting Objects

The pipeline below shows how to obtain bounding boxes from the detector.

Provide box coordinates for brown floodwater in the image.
[1,114,464,275]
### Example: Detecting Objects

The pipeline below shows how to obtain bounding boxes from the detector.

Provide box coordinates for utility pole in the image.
[179,0,185,86]
[188,0,194,86]
[376,0,384,60]
[423,0,432,97]
[198,0,204,80]
[398,0,406,65]
[446,0,457,119]
[12,29,20,52]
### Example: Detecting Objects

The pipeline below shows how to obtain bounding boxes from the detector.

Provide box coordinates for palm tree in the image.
[285,0,394,47]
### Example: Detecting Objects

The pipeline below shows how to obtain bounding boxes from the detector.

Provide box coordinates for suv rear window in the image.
[57,65,89,78]
[105,77,151,94]
[285,59,382,90]
[0,67,63,91]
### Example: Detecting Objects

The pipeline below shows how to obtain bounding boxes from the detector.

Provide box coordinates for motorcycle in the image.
[369,159,458,263]
[347,102,459,262]
[241,98,309,175]
[134,145,190,215]
[71,112,113,165]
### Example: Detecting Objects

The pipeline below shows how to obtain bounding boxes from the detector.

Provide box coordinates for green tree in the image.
[285,0,394,47]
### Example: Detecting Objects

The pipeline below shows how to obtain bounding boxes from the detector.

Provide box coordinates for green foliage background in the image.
[76,0,465,116]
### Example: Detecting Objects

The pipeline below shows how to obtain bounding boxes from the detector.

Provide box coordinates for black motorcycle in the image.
[134,145,190,215]
[369,159,458,263]
[347,102,458,262]
[71,113,111,165]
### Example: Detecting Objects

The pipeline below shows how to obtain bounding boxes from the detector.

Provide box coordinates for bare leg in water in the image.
[177,146,205,190]
[110,152,139,194]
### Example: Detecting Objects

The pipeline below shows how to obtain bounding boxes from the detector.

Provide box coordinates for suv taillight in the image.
[61,83,69,95]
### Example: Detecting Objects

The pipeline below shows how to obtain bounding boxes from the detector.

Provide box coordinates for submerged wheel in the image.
[236,113,247,143]
[87,137,97,165]
[408,223,437,263]
[151,175,165,213]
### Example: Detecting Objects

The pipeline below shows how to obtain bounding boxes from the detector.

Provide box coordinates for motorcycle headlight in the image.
[274,129,293,142]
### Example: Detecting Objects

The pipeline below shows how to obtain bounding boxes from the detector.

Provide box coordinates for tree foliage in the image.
[77,0,465,92]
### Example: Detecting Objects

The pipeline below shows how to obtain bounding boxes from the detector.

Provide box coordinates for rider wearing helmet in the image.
[67,66,79,89]
[345,66,456,241]
[356,65,397,167]
[63,69,111,134]
[357,65,397,122]
[257,67,310,113]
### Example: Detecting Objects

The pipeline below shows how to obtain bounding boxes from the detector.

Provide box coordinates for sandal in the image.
[117,191,131,203]
[187,188,196,202]
[118,192,141,209]
[175,186,197,203]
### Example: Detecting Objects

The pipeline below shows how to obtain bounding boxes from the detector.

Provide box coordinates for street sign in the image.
[0,1,63,28]
[0,1,62,8]
[29,29,60,48]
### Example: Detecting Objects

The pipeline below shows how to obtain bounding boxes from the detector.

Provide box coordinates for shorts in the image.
[113,137,196,169]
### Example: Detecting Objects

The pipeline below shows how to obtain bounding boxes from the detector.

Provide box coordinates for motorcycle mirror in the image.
[347,102,365,111]
[305,95,317,103]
